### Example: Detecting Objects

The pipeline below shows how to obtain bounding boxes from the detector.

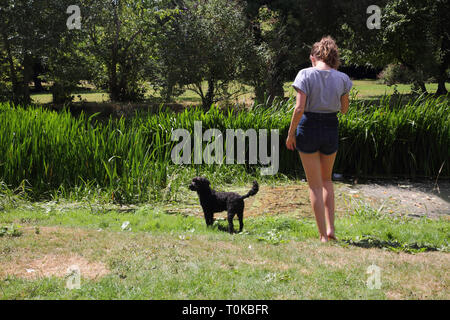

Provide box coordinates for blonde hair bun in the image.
[311,36,341,69]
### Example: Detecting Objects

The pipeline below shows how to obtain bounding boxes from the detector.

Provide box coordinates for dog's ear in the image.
[199,177,210,186]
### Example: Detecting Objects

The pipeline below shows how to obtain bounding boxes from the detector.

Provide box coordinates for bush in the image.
[51,82,75,104]
[377,63,415,86]
[116,83,146,102]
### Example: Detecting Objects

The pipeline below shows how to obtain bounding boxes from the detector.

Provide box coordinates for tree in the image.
[428,0,450,95]
[46,32,94,104]
[79,0,177,102]
[339,0,449,95]
[241,0,345,103]
[239,5,289,104]
[153,0,253,109]
[0,0,75,104]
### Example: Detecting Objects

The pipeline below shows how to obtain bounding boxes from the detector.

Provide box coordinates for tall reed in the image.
[0,94,448,203]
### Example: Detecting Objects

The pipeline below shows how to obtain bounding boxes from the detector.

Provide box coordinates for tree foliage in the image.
[340,0,449,94]
[241,0,345,103]
[0,0,75,104]
[79,0,178,102]
[152,0,253,108]
[0,0,448,104]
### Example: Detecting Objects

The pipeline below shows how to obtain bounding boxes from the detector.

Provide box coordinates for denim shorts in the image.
[295,112,339,155]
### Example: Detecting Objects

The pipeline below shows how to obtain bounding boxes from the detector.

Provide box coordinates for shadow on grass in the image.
[339,235,445,254]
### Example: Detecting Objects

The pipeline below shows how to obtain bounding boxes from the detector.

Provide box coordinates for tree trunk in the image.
[436,79,448,95]
[32,60,44,92]
[253,82,266,105]
[109,62,119,101]
[411,79,427,94]
[164,82,174,102]
[267,73,284,105]
[418,81,427,94]
[266,48,286,105]
[2,31,20,103]
[252,74,284,106]
[19,54,33,105]
[118,73,128,101]
[436,65,448,95]
[399,59,428,95]
[33,74,44,92]
[202,76,215,110]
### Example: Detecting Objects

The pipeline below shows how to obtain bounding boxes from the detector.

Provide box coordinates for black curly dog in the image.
[189,177,259,233]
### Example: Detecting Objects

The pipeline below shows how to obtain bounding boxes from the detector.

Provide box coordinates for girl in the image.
[286,36,352,242]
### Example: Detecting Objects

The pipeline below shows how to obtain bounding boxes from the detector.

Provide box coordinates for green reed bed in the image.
[338,94,450,177]
[0,95,448,203]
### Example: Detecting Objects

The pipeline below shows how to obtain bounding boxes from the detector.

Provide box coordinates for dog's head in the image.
[188,177,211,192]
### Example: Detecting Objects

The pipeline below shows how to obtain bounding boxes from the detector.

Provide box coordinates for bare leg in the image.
[299,152,328,242]
[320,152,337,240]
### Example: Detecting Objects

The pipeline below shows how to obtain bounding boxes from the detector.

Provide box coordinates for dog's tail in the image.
[241,181,259,200]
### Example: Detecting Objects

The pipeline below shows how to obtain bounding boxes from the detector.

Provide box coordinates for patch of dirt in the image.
[0,253,110,280]
[170,180,450,219]
[338,180,450,218]
[169,185,312,219]
[244,185,311,217]
[0,227,110,280]
[35,201,138,214]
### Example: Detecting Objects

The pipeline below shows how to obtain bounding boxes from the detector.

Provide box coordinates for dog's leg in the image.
[204,212,214,227]
[227,212,235,234]
[237,210,244,233]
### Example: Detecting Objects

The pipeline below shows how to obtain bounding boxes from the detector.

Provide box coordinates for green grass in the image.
[31,80,450,104]
[1,194,447,250]
[5,80,447,300]
[31,92,110,104]
[0,187,448,300]
[0,235,387,300]
[31,81,254,105]
[347,80,450,99]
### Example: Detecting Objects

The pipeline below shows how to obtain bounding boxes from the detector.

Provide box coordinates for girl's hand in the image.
[286,134,296,151]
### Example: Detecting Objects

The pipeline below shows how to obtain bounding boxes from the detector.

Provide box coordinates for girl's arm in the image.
[286,90,307,150]
[340,94,349,114]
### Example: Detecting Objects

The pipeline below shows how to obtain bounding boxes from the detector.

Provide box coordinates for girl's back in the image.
[292,67,352,113]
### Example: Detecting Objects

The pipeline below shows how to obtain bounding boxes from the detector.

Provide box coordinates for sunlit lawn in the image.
[31,80,450,105]
[31,92,110,104]
[1,181,448,300]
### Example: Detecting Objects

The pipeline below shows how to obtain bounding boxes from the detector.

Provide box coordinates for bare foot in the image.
[320,235,328,243]
[327,229,337,241]
[327,234,337,241]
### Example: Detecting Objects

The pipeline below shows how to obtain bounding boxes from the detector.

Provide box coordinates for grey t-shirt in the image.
[292,67,353,113]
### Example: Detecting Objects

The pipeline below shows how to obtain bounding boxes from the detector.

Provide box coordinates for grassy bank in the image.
[0,186,448,299]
